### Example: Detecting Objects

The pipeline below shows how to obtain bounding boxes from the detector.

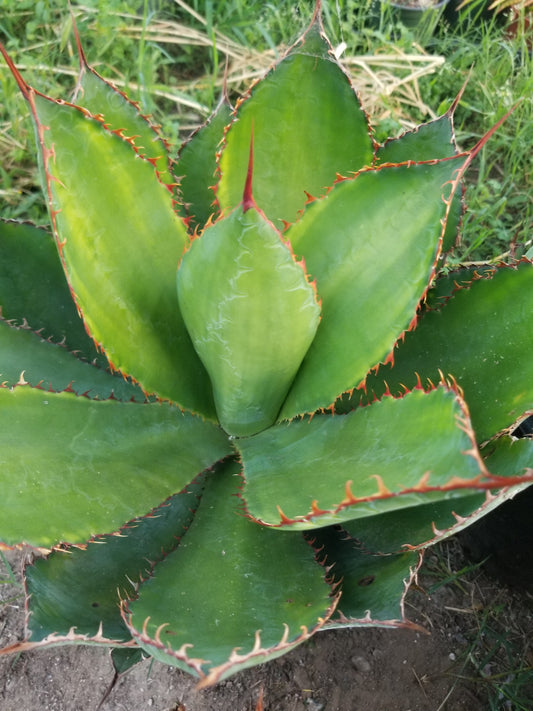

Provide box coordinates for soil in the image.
[1,539,532,711]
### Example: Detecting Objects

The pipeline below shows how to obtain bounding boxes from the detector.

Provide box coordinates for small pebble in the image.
[351,656,371,673]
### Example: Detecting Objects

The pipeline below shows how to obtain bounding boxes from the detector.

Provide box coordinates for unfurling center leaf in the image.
[177,205,321,436]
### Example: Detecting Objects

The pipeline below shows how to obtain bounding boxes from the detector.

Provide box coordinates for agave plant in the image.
[1,2,532,688]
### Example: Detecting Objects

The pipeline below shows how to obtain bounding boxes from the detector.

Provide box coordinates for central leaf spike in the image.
[177,145,322,436]
[242,126,256,213]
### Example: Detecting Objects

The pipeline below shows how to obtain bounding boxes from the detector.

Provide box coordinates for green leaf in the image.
[333,424,533,556]
[307,526,420,628]
[176,95,233,231]
[216,20,372,226]
[376,109,463,255]
[0,319,146,401]
[0,220,103,365]
[111,647,146,674]
[124,460,335,687]
[24,86,214,415]
[73,34,175,186]
[483,432,533,478]
[177,205,320,436]
[377,117,456,164]
[239,386,493,530]
[25,478,204,644]
[340,494,486,554]
[280,158,464,419]
[0,386,231,547]
[361,262,533,442]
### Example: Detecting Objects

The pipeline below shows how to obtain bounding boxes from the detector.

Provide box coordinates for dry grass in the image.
[76,1,444,130]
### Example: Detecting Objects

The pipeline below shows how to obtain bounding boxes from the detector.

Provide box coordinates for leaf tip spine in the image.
[242,123,256,213]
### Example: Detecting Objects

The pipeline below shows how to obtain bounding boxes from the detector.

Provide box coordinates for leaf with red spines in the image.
[238,384,533,530]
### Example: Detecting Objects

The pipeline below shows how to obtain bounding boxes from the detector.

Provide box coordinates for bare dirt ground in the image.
[1,538,532,711]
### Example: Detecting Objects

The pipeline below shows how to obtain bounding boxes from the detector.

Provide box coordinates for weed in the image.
[0,550,23,607]
[418,540,533,710]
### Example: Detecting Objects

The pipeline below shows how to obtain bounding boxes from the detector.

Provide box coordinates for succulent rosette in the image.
[0,2,532,686]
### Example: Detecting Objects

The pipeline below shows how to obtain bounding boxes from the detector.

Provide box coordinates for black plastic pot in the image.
[458,485,533,593]
[459,416,533,594]
[371,0,451,43]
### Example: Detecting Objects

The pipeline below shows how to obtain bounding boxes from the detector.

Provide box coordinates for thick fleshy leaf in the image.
[111,648,146,675]
[377,112,458,164]
[216,17,372,226]
[177,205,320,436]
[239,386,520,530]
[280,158,464,419]
[330,411,533,554]
[25,477,204,644]
[72,27,175,186]
[0,386,231,547]
[123,461,336,687]
[1,53,214,415]
[307,526,421,628]
[483,432,533,477]
[340,478,533,555]
[176,95,233,231]
[359,262,533,442]
[376,108,463,255]
[340,494,486,554]
[0,220,103,365]
[0,320,145,401]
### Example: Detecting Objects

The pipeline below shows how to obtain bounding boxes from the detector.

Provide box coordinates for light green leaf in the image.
[25,87,214,415]
[73,36,175,186]
[177,206,320,436]
[281,158,464,419]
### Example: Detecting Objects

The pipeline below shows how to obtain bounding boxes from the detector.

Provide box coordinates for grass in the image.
[419,539,533,710]
[423,5,533,261]
[1,0,531,258]
[0,550,24,606]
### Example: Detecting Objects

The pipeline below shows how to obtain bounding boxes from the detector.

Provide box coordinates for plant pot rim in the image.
[387,0,449,10]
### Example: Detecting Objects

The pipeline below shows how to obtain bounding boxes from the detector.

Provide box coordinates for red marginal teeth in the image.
[411,472,431,492]
[370,474,391,496]
[276,505,296,526]
[310,500,328,516]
